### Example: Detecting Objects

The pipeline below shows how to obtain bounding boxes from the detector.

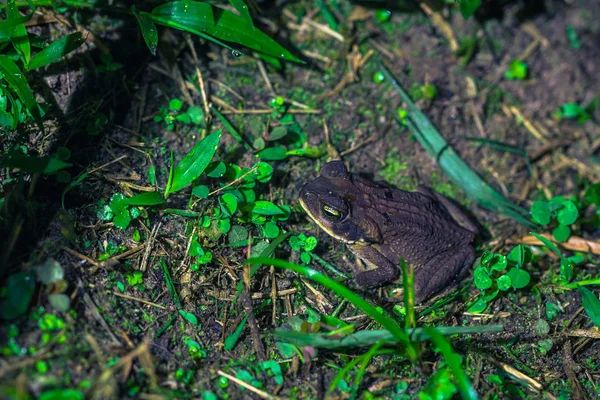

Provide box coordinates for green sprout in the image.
[468,247,532,313]
[530,196,579,242]
[505,59,528,80]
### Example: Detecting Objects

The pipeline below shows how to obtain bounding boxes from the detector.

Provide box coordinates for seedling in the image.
[96,193,142,230]
[505,59,528,80]
[409,82,438,100]
[530,196,579,242]
[468,247,532,313]
[553,102,590,124]
[289,233,318,264]
[153,98,204,131]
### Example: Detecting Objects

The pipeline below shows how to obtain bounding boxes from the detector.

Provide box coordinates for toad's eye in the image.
[322,205,343,221]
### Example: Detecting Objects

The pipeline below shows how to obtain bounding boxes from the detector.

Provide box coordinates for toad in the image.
[299,161,477,303]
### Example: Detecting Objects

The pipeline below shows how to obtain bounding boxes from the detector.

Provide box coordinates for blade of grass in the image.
[378,61,534,227]
[245,257,419,361]
[235,232,292,297]
[211,106,252,151]
[424,327,478,400]
[272,324,504,349]
[400,258,416,330]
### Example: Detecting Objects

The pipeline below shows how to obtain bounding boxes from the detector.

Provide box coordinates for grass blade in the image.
[580,287,600,328]
[379,61,534,227]
[245,257,419,360]
[272,324,504,349]
[424,327,478,400]
[212,106,252,151]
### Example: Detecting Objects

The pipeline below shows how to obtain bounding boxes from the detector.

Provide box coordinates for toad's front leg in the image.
[347,243,399,287]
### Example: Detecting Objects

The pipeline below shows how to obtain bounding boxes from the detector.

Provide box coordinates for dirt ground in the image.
[1,0,600,399]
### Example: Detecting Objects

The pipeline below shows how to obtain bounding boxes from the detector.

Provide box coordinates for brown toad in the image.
[299,161,477,302]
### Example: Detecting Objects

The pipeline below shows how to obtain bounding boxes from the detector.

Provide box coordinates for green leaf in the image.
[253,161,273,183]
[459,0,481,19]
[506,268,530,289]
[113,210,131,230]
[530,201,550,225]
[530,232,563,258]
[228,0,253,26]
[133,7,158,56]
[228,225,248,246]
[473,267,492,290]
[27,32,85,70]
[217,217,231,233]
[167,130,221,196]
[579,287,600,328]
[497,275,511,291]
[556,201,578,225]
[257,146,287,161]
[467,297,487,313]
[7,2,31,66]
[151,1,301,63]
[245,200,284,215]
[424,328,478,400]
[192,185,210,199]
[505,59,528,80]
[2,152,71,174]
[0,271,36,320]
[224,314,249,351]
[558,103,585,119]
[246,257,418,361]
[219,192,238,216]
[121,191,166,206]
[212,106,252,151]
[267,126,288,141]
[38,389,84,400]
[584,183,600,206]
[552,224,571,243]
[507,245,531,267]
[263,221,279,238]
[206,161,226,178]
[179,310,199,325]
[534,319,550,336]
[0,55,44,132]
[560,259,573,283]
[489,254,507,271]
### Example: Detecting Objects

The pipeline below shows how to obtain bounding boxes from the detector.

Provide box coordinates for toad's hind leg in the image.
[413,245,475,303]
[348,244,399,288]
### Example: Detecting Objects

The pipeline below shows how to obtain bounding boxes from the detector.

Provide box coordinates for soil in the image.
[1,0,600,399]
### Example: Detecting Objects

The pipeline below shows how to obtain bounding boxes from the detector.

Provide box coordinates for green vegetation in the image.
[1,0,599,399]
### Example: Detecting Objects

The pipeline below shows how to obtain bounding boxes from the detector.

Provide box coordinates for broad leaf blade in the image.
[133,8,158,56]
[0,55,44,132]
[121,191,167,206]
[380,62,533,227]
[167,130,222,195]
[27,32,85,71]
[2,152,71,174]
[151,1,301,63]
[228,0,253,25]
[7,2,31,65]
[580,287,600,328]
